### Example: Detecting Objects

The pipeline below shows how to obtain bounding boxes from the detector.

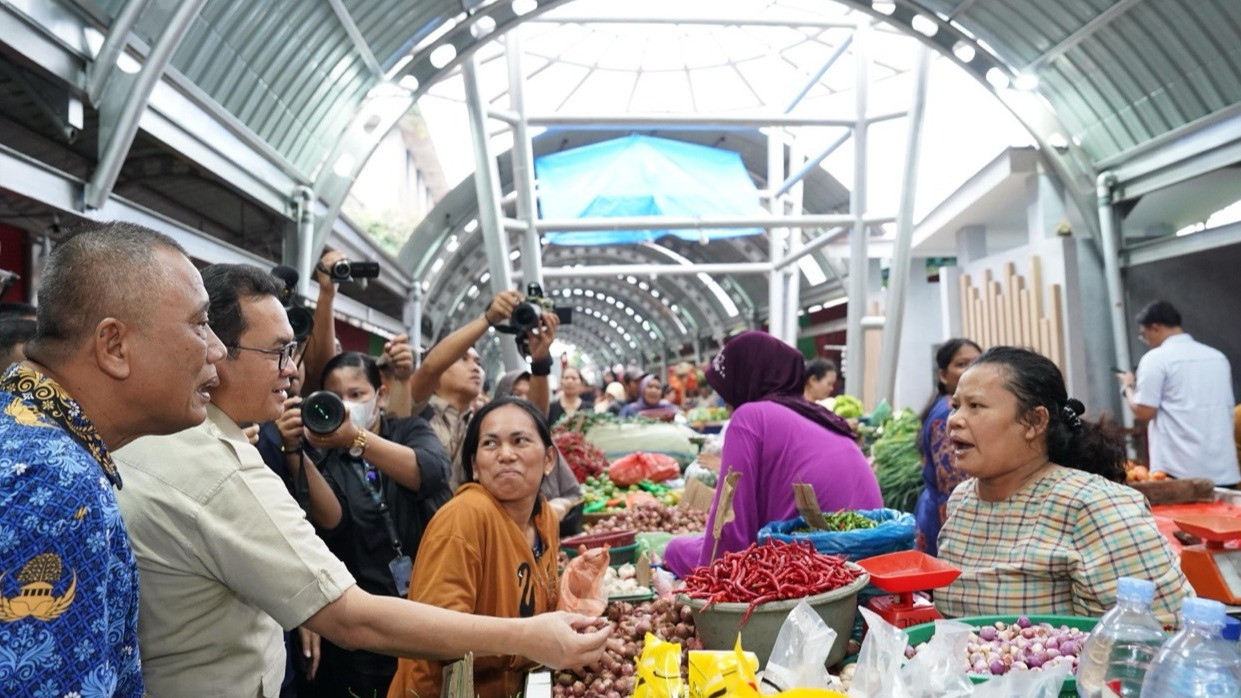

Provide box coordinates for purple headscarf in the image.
[706,330,853,437]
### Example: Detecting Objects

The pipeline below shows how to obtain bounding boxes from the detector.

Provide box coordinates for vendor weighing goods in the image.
[1172,514,1241,604]
[856,550,961,628]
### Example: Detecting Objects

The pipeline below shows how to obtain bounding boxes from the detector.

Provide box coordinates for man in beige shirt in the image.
[115,265,608,696]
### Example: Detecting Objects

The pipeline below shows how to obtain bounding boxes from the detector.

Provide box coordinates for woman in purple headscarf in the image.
[618,374,676,419]
[663,331,883,577]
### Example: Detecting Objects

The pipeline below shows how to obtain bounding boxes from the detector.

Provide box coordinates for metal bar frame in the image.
[767,127,787,342]
[541,262,771,279]
[326,0,383,77]
[526,113,862,128]
[1024,0,1148,73]
[526,15,859,29]
[876,44,931,405]
[785,34,854,113]
[773,129,851,198]
[85,0,154,105]
[84,0,207,209]
[505,29,544,291]
[1097,172,1133,428]
[463,55,524,370]
[844,17,869,399]
[534,213,886,232]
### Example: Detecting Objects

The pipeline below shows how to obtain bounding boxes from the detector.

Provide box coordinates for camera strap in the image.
[349,459,404,557]
[349,458,414,596]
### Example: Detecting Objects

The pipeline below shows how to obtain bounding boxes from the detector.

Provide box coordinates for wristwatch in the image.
[349,429,368,458]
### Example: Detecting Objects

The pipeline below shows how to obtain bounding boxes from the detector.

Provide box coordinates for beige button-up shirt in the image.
[114,404,355,697]
[421,394,473,489]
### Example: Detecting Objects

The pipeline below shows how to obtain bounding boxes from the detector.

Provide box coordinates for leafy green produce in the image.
[871,408,923,513]
[828,394,864,419]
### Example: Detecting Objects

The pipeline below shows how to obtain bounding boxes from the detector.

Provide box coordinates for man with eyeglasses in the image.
[113,264,608,696]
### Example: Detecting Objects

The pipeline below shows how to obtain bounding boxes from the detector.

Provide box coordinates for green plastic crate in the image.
[904,614,1098,697]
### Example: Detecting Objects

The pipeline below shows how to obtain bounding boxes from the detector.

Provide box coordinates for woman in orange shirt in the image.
[387,396,561,698]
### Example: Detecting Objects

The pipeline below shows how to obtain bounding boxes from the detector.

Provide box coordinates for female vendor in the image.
[937,346,1190,625]
[664,331,882,577]
[387,397,561,698]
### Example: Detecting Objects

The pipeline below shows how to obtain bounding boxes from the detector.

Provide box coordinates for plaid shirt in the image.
[420,394,472,489]
[938,465,1190,627]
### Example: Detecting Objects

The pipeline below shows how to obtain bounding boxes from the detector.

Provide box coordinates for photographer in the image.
[292,351,452,695]
[410,291,533,487]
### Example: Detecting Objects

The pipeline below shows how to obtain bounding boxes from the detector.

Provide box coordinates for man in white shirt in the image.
[1120,300,1240,485]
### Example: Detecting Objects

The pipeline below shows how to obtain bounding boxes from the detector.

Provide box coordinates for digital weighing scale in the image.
[1173,515,1241,605]
[856,550,962,629]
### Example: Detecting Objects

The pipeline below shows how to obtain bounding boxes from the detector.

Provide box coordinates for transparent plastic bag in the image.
[969,662,1071,698]
[557,545,609,616]
[761,600,838,692]
[898,619,973,698]
[847,607,915,698]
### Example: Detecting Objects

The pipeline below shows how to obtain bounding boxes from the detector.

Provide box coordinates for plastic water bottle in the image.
[1139,597,1241,697]
[1076,577,1166,698]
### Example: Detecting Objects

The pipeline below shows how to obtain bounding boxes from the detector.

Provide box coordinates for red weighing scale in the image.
[1173,515,1241,605]
[856,550,962,629]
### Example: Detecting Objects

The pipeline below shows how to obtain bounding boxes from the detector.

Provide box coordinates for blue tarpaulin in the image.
[534,134,766,246]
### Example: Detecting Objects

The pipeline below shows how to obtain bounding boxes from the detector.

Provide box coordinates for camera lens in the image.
[302,391,345,434]
[510,301,540,333]
[329,259,352,281]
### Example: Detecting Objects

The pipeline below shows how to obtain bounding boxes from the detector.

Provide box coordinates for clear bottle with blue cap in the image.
[1139,597,1241,697]
[1077,577,1167,697]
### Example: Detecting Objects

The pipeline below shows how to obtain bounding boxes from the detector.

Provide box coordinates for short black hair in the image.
[1135,300,1181,328]
[26,221,185,366]
[0,318,36,363]
[200,264,284,357]
[321,351,381,391]
[805,357,837,381]
[461,396,554,485]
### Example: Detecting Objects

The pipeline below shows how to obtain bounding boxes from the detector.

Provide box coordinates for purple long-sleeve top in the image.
[664,401,883,577]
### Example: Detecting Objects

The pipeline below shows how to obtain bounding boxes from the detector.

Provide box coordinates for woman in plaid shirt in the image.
[937,346,1190,626]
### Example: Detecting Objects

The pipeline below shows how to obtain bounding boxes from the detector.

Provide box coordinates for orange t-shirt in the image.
[387,483,560,698]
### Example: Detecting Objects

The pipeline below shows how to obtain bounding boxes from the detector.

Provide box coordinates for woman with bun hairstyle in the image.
[937,346,1189,625]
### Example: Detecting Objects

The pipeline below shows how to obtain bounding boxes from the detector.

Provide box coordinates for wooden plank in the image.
[992,281,1006,345]
[959,274,972,340]
[978,282,990,348]
[1006,271,1020,348]
[988,281,1001,348]
[1029,255,1044,319]
[1048,283,1064,369]
[973,297,985,348]
[1019,287,1032,347]
[1039,317,1053,360]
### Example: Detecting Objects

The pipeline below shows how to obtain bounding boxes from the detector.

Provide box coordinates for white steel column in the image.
[877,44,931,405]
[767,129,787,342]
[1097,171,1133,427]
[844,19,870,398]
[463,56,523,371]
[506,29,543,291]
[783,137,805,345]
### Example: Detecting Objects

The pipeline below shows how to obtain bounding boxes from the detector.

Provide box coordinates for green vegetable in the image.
[830,394,864,419]
[871,408,923,513]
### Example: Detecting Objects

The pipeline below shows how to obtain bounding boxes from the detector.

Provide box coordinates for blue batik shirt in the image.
[0,364,143,697]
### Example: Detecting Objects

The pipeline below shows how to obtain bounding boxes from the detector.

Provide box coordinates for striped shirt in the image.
[938,465,1190,627]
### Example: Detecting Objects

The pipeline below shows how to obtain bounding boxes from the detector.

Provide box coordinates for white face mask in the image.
[345,395,379,429]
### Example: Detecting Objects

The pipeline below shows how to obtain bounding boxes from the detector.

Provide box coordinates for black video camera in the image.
[301,390,346,434]
[321,258,380,283]
[271,265,314,342]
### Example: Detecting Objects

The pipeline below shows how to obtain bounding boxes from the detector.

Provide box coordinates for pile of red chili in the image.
[552,431,609,483]
[682,540,860,623]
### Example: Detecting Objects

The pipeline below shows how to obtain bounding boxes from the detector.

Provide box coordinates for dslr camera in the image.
[301,390,346,434]
[501,283,572,356]
[321,258,381,283]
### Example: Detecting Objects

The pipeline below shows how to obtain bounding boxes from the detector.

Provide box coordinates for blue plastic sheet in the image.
[533,134,765,245]
[757,508,916,562]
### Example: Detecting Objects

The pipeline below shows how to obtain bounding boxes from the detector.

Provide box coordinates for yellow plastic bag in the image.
[633,632,683,698]
[721,634,848,698]
[690,648,759,698]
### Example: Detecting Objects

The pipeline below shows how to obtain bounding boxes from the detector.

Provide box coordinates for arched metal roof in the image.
[2,0,1240,363]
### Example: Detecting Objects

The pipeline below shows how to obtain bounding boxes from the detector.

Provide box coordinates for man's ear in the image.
[94,317,132,380]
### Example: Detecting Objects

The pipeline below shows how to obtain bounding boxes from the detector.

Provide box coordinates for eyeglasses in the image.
[232,341,299,371]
